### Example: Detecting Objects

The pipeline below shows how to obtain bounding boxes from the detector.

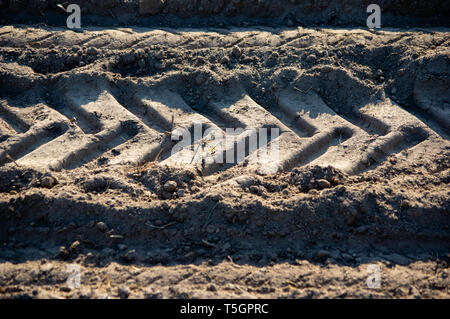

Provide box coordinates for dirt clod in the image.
[40,176,56,189]
[316,179,331,189]
[118,286,130,299]
[231,46,242,58]
[163,180,177,193]
[96,222,108,232]
[139,0,165,15]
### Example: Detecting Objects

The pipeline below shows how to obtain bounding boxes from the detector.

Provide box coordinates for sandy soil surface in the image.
[1,258,448,299]
[0,3,449,299]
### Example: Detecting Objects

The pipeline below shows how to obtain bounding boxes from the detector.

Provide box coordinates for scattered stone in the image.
[84,252,96,264]
[139,0,165,15]
[317,179,331,189]
[144,291,163,299]
[306,54,316,64]
[96,221,108,232]
[249,185,260,194]
[41,176,57,189]
[69,240,80,252]
[177,292,190,299]
[221,56,230,64]
[177,189,185,197]
[235,175,254,188]
[164,181,177,192]
[207,284,217,292]
[208,193,223,201]
[86,47,98,55]
[118,286,130,299]
[232,46,242,58]
[60,286,71,292]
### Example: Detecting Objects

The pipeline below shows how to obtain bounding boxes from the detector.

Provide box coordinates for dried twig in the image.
[293,86,312,94]
[146,221,176,230]
[190,142,202,164]
[203,201,220,229]
[6,154,19,167]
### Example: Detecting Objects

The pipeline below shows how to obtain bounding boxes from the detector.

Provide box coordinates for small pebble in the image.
[231,45,242,58]
[118,286,130,299]
[164,181,177,192]
[41,176,57,189]
[177,189,185,197]
[221,56,230,64]
[96,221,108,232]
[139,0,165,15]
[209,193,223,201]
[207,284,217,292]
[317,179,331,189]
[86,47,98,55]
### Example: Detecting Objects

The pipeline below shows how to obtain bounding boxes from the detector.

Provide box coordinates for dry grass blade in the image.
[6,154,20,167]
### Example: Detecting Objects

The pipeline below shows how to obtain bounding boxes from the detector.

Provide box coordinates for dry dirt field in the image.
[0,1,449,299]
